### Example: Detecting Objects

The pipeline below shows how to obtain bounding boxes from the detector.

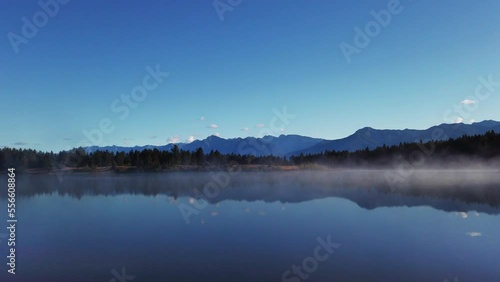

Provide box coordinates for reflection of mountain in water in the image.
[4,170,500,215]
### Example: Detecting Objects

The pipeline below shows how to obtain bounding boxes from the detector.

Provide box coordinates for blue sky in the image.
[1,0,500,152]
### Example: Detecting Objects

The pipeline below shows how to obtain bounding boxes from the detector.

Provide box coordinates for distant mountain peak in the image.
[289,120,500,156]
[355,127,375,134]
[474,120,498,126]
[206,135,223,140]
[85,120,500,157]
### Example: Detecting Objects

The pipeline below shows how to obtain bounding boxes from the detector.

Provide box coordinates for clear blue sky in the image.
[1,0,500,152]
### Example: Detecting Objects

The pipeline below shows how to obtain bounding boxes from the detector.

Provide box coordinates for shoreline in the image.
[5,164,499,175]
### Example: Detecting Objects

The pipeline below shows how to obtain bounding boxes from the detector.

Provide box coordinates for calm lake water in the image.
[0,171,499,282]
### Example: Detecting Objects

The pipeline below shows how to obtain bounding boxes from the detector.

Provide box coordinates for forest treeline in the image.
[0,145,286,171]
[1,130,499,171]
[292,130,500,167]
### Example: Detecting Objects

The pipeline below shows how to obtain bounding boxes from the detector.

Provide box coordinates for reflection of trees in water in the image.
[3,171,500,214]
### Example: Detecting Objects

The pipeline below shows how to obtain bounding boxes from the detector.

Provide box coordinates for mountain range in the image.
[85,120,500,157]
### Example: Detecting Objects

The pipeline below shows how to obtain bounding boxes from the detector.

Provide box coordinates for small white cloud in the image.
[466,232,481,237]
[456,212,468,219]
[200,116,206,121]
[211,211,219,216]
[460,99,476,105]
[241,127,249,131]
[208,124,218,129]
[214,132,220,137]
[454,117,464,123]
[186,135,196,143]
[469,119,476,123]
[167,136,181,144]
[280,128,285,132]
[255,123,265,128]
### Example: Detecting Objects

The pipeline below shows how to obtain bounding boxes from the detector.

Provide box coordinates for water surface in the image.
[0,171,499,282]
